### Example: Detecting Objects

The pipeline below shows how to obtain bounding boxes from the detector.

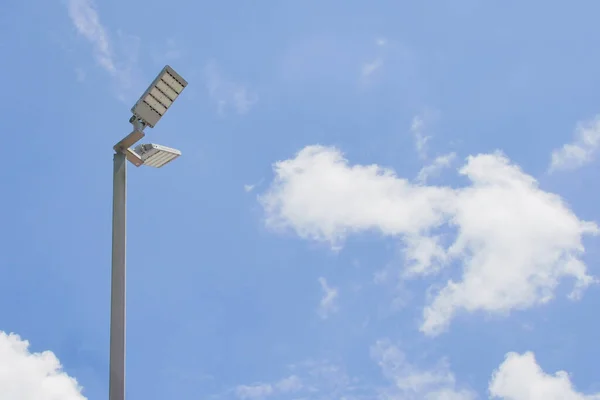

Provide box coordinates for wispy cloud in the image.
[67,0,139,100]
[317,277,338,319]
[74,67,86,82]
[361,37,387,79]
[549,115,600,172]
[234,375,302,399]
[226,341,598,399]
[235,383,273,399]
[245,179,264,193]
[416,152,456,183]
[411,114,432,160]
[163,38,182,61]
[226,341,475,399]
[67,0,115,73]
[204,61,258,116]
[150,38,184,65]
[372,340,476,399]
[362,58,383,77]
[228,362,351,400]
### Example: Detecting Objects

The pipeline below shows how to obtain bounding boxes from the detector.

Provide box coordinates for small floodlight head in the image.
[134,143,181,168]
[131,65,187,129]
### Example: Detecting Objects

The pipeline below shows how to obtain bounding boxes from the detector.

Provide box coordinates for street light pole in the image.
[109,152,127,400]
[107,65,187,400]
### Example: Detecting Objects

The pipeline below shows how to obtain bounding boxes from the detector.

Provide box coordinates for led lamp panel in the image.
[131,65,188,128]
[134,143,181,168]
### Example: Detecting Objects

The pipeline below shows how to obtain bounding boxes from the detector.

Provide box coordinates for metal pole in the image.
[109,152,127,400]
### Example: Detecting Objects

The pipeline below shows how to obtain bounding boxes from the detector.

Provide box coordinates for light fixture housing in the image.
[134,143,181,168]
[131,65,188,128]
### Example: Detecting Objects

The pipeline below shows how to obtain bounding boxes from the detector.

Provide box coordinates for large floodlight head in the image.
[131,65,187,128]
[134,143,181,168]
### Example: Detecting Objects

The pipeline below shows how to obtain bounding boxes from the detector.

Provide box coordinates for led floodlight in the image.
[131,65,188,128]
[134,143,181,168]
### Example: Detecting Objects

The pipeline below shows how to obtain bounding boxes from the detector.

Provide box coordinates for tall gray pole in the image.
[109,152,127,400]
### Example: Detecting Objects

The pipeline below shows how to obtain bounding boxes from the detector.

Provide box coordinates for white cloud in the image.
[361,37,388,79]
[372,340,476,400]
[230,364,348,400]
[162,38,182,61]
[204,61,258,115]
[417,153,456,183]
[550,115,600,172]
[67,0,139,99]
[0,331,86,400]
[229,346,600,400]
[67,0,115,73]
[244,179,264,193]
[402,234,448,277]
[235,383,274,399]
[74,67,86,82]
[275,375,303,393]
[260,145,453,246]
[317,277,339,319]
[229,341,475,400]
[362,58,384,77]
[489,352,600,400]
[411,114,432,160]
[234,375,302,399]
[150,38,184,65]
[422,152,598,335]
[260,146,598,335]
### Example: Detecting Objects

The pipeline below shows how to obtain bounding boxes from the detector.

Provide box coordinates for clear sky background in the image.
[2,1,600,399]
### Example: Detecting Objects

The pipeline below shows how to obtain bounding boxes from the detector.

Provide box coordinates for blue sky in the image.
[2,0,600,399]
